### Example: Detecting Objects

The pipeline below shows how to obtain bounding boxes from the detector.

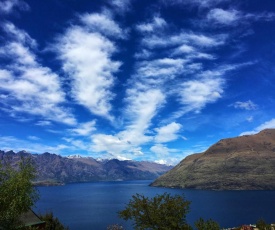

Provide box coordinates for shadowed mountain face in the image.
[151,129,275,190]
[0,151,172,184]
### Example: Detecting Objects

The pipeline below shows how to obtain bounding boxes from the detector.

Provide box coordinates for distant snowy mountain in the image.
[0,150,172,184]
[67,154,83,159]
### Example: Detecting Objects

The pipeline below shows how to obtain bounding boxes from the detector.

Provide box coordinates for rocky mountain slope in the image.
[0,151,172,184]
[151,129,275,190]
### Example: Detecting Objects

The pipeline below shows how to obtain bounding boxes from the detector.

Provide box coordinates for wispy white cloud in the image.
[192,52,216,60]
[109,0,132,14]
[186,33,226,47]
[2,22,36,48]
[150,144,170,156]
[0,23,76,125]
[28,136,40,141]
[54,13,171,160]
[138,15,226,49]
[142,32,226,48]
[63,137,90,151]
[154,122,182,143]
[177,76,224,114]
[240,118,275,136]
[91,89,165,159]
[69,121,97,136]
[1,0,274,165]
[0,135,69,155]
[124,88,165,127]
[91,134,131,157]
[172,63,250,117]
[120,88,165,145]
[91,133,144,160]
[206,8,275,26]
[182,136,188,141]
[150,143,184,165]
[0,42,36,65]
[136,16,167,33]
[163,0,229,8]
[35,121,52,127]
[134,49,153,59]
[80,13,126,38]
[0,0,29,14]
[133,15,231,130]
[254,119,275,131]
[55,13,122,121]
[207,8,241,26]
[136,58,185,82]
[250,12,275,22]
[230,100,258,110]
[246,116,254,122]
[86,7,256,161]
[172,44,216,61]
[154,158,179,166]
[174,44,195,54]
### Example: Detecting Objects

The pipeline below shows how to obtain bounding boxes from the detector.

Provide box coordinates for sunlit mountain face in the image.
[0,0,275,165]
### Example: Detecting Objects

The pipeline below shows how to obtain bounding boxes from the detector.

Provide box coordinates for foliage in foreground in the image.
[118,192,223,230]
[119,192,192,230]
[118,192,272,230]
[256,219,272,230]
[39,212,69,230]
[107,224,124,230]
[0,156,68,230]
[195,217,220,230]
[0,157,39,229]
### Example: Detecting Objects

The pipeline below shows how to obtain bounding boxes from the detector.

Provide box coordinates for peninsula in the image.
[151,129,275,190]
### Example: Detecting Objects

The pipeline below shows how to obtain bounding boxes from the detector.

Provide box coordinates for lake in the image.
[34,180,275,230]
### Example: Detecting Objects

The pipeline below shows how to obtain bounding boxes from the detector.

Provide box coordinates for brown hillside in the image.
[151,129,275,190]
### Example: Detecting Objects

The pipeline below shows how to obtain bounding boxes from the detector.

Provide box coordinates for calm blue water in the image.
[34,180,275,230]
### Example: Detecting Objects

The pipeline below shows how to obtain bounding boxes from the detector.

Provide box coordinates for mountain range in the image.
[151,129,275,190]
[0,150,172,184]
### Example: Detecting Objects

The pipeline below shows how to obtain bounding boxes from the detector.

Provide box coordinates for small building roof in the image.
[19,209,45,227]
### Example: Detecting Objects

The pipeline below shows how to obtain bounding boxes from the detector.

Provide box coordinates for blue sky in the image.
[0,0,275,165]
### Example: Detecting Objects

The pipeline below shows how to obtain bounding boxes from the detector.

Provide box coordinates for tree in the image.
[107,224,124,230]
[39,212,69,230]
[119,192,192,230]
[256,219,271,230]
[0,157,39,229]
[195,218,220,230]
